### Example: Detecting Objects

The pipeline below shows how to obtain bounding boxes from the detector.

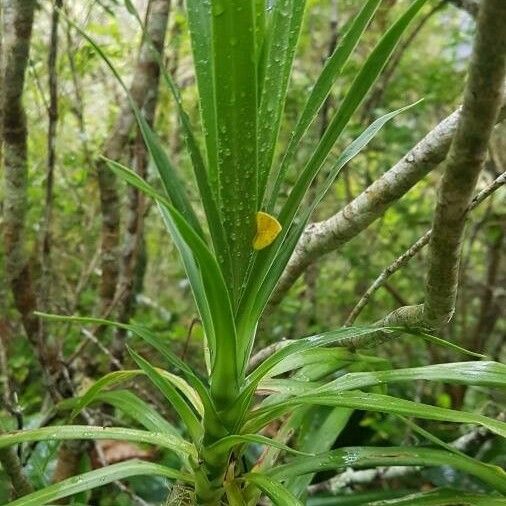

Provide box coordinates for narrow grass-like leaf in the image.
[367,488,506,505]
[70,369,203,420]
[135,118,205,237]
[269,446,506,494]
[259,359,506,398]
[246,390,506,439]
[267,0,382,209]
[129,348,203,443]
[8,460,193,506]
[93,390,179,434]
[315,361,506,393]
[186,0,218,192]
[62,14,202,235]
[257,0,306,202]
[60,388,180,439]
[210,0,258,296]
[255,0,266,63]
[0,426,196,460]
[243,473,304,506]
[205,434,313,457]
[265,347,387,379]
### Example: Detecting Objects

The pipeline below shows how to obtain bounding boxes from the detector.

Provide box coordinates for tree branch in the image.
[112,0,171,361]
[364,0,506,336]
[423,0,506,327]
[271,103,506,308]
[345,171,505,325]
[96,0,171,314]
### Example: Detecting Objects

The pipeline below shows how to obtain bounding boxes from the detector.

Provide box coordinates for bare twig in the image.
[345,172,505,325]
[271,99,506,306]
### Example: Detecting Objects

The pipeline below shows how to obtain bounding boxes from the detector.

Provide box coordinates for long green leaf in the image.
[317,361,506,393]
[62,13,203,236]
[267,0,382,209]
[210,0,258,296]
[0,426,196,460]
[8,460,192,506]
[128,348,203,443]
[266,347,387,379]
[246,390,506,438]
[269,446,506,494]
[205,434,313,458]
[367,488,506,505]
[260,361,506,397]
[59,389,179,436]
[69,369,203,420]
[257,0,306,202]
[243,473,304,506]
[186,0,218,193]
[92,390,179,434]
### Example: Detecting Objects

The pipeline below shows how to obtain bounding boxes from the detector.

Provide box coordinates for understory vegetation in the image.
[0,0,505,504]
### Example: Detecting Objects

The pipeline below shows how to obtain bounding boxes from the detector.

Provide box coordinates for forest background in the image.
[0,0,505,504]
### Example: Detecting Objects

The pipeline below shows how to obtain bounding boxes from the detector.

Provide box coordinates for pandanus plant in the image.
[2,0,506,504]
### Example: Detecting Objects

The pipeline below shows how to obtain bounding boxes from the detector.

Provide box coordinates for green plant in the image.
[2,0,506,504]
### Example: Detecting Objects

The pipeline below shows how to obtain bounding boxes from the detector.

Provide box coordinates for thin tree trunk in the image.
[97,0,171,318]
[2,0,60,400]
[111,0,171,362]
[272,100,506,306]
[0,1,36,497]
[40,0,63,326]
[368,0,506,335]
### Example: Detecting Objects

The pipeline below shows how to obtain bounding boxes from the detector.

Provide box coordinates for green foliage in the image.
[1,1,504,505]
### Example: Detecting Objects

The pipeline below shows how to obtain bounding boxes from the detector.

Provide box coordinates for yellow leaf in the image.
[253,211,282,250]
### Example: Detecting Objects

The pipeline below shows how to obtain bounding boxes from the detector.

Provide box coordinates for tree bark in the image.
[422,0,506,327]
[1,2,53,496]
[112,0,171,361]
[2,0,60,396]
[97,0,171,315]
[371,0,506,334]
[272,100,506,307]
[2,0,37,342]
